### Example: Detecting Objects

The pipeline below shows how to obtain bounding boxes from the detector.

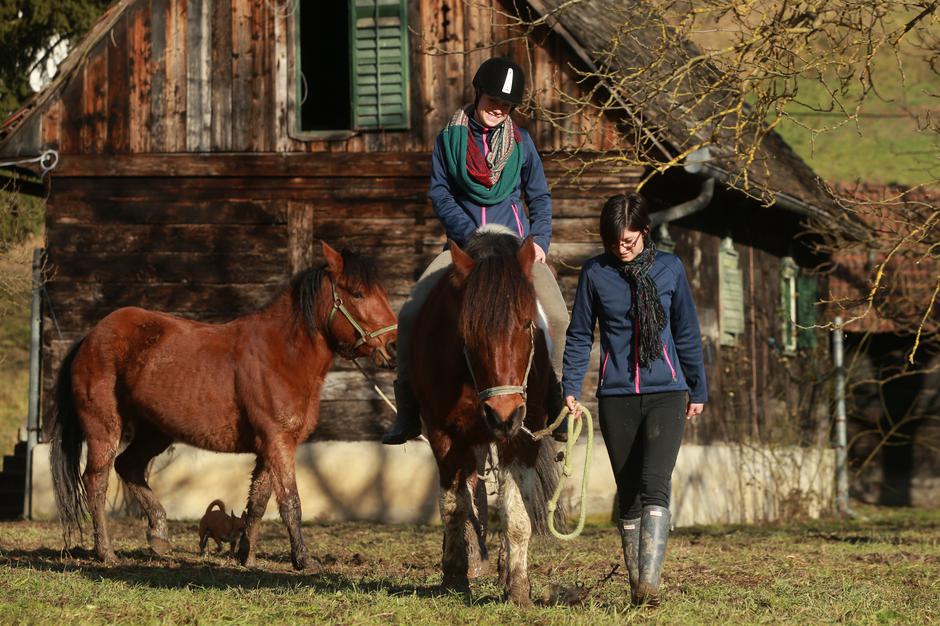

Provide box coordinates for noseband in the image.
[463,320,536,402]
[326,276,397,356]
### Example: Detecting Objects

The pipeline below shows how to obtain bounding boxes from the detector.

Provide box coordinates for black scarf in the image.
[617,242,665,368]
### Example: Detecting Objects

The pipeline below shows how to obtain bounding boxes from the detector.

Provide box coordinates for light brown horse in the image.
[411,228,561,605]
[48,242,397,569]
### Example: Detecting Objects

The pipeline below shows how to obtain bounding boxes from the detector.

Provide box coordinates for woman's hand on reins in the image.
[564,395,582,420]
[686,402,704,420]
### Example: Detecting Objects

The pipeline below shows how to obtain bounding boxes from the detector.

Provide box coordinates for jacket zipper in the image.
[600,350,610,386]
[634,322,640,393]
[663,342,677,381]
[511,203,524,237]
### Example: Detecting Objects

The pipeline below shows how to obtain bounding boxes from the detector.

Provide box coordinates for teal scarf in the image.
[441,107,522,206]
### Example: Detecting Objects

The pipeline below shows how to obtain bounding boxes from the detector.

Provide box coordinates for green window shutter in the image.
[780,257,798,354]
[797,274,818,349]
[719,237,744,346]
[350,0,410,129]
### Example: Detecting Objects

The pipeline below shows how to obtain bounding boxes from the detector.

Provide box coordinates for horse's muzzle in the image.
[369,340,397,369]
[482,397,527,439]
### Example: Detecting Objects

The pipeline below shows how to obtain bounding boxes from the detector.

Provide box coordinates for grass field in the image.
[0,505,936,624]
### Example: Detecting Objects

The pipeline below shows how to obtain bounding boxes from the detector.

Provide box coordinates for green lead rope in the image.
[529,404,594,541]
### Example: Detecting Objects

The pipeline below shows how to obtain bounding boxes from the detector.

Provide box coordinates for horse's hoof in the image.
[148,536,172,557]
[98,551,117,565]
[441,575,472,602]
[292,555,308,571]
[506,582,533,607]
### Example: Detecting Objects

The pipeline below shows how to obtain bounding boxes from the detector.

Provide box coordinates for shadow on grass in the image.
[0,546,505,606]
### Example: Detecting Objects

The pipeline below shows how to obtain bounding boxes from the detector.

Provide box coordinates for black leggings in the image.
[598,391,687,519]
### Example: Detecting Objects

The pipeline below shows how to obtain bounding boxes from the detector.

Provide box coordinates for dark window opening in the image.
[298,2,350,131]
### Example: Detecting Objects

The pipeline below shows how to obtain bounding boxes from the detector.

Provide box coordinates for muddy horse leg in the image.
[498,460,534,606]
[238,457,273,567]
[466,446,490,579]
[436,440,478,596]
[264,442,308,570]
[82,436,119,563]
[114,427,173,556]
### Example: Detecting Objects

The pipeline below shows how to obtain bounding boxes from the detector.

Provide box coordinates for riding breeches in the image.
[598,391,687,519]
[395,250,569,381]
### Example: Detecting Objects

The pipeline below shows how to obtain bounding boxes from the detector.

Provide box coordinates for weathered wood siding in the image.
[41,152,645,441]
[36,0,621,156]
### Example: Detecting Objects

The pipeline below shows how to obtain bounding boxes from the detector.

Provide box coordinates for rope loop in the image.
[544,403,594,541]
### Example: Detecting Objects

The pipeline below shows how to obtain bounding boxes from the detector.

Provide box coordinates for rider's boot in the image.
[546,369,568,443]
[381,379,422,445]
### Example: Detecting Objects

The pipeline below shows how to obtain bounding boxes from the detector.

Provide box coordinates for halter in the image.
[463,320,536,402]
[326,276,398,354]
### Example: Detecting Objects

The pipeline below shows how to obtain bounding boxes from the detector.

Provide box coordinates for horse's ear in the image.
[449,240,474,285]
[322,241,344,275]
[517,236,536,280]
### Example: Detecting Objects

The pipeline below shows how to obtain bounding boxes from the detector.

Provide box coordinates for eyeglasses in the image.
[616,233,644,251]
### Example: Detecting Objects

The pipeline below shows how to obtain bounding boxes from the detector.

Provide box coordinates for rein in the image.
[525,404,595,541]
[463,320,536,402]
[326,275,398,355]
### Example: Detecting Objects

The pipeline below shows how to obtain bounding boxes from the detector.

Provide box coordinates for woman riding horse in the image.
[383,56,569,445]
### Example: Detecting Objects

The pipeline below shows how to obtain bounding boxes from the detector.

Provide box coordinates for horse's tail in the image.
[526,438,566,536]
[49,338,87,546]
[205,499,226,516]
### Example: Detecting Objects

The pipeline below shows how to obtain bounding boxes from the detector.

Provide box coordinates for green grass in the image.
[0,233,38,456]
[773,23,940,187]
[0,505,937,624]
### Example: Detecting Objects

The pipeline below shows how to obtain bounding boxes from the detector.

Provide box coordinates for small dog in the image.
[198,499,247,556]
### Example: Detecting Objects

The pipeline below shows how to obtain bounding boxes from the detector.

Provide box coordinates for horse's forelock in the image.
[458,255,536,349]
[290,249,379,338]
[338,249,380,292]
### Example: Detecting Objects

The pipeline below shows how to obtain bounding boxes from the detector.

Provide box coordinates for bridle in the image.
[326,275,397,356]
[463,320,536,402]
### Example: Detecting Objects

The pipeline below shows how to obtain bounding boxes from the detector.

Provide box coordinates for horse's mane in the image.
[291,249,380,337]
[458,228,536,349]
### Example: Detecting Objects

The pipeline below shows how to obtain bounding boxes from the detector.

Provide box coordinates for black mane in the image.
[291,249,380,338]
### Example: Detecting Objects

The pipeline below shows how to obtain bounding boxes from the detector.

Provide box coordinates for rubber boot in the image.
[618,517,641,600]
[381,379,422,445]
[635,505,670,606]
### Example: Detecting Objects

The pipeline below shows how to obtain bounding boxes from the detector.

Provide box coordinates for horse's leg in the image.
[466,445,490,579]
[498,460,534,607]
[238,457,273,567]
[263,442,308,570]
[82,434,119,563]
[436,440,477,596]
[114,427,173,556]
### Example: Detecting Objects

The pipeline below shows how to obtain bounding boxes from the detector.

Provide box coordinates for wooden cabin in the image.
[0,0,838,447]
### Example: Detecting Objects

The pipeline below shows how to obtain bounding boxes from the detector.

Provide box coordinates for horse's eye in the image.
[351,291,365,299]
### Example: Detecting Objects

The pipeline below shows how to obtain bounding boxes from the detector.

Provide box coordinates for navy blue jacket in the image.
[562,251,708,403]
[429,116,552,251]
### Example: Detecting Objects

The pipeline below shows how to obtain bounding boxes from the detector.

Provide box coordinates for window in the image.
[295,0,410,134]
[780,256,798,354]
[796,274,818,349]
[718,237,744,346]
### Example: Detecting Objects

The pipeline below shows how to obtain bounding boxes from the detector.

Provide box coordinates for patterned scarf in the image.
[617,241,666,368]
[441,106,523,205]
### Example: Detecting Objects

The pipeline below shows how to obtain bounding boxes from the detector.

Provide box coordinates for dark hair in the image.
[600,192,651,252]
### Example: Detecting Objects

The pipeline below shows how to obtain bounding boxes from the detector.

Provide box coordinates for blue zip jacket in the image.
[429,115,552,251]
[562,251,708,403]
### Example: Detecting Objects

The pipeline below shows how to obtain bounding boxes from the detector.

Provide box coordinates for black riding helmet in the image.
[472,57,525,105]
